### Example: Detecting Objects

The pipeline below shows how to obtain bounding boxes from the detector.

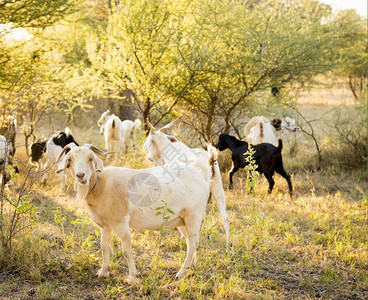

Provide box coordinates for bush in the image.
[324,101,367,168]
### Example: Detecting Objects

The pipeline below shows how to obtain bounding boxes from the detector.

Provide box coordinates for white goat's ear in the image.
[56,154,69,174]
[159,117,180,132]
[167,135,178,143]
[92,153,103,172]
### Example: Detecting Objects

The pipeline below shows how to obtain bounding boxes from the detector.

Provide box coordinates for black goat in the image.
[216,133,293,196]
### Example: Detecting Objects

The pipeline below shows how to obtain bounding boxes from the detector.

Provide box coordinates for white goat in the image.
[244,116,299,146]
[143,119,231,246]
[0,135,9,184]
[98,110,141,157]
[56,144,212,283]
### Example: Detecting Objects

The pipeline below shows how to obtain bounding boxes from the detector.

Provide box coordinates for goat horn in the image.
[146,118,156,133]
[56,145,72,163]
[82,144,110,155]
[159,117,180,132]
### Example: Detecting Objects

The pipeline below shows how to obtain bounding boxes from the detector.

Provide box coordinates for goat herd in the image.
[0,110,299,283]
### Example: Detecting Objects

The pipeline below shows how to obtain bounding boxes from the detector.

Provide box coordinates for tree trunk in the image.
[349,76,359,101]
[205,96,217,143]
[143,98,151,134]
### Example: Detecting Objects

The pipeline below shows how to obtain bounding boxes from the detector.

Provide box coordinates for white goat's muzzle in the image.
[74,163,91,185]
[76,174,88,185]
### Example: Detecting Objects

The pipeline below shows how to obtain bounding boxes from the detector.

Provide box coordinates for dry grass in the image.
[0,147,366,299]
[0,86,367,299]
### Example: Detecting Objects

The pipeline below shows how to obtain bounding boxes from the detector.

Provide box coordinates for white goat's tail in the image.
[260,123,264,138]
[65,127,72,136]
[133,119,142,130]
[207,144,218,179]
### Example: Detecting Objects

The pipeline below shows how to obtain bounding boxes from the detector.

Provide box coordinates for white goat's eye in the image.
[89,157,93,162]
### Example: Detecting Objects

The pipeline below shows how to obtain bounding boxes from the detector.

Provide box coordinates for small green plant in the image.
[243,145,259,192]
[0,164,39,252]
[155,197,175,237]
[53,207,66,227]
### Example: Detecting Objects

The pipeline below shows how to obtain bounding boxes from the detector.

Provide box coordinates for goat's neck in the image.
[225,136,245,151]
[153,138,172,163]
[75,172,98,206]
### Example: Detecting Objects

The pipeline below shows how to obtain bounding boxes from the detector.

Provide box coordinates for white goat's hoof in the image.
[176,268,187,278]
[96,268,109,278]
[126,275,140,285]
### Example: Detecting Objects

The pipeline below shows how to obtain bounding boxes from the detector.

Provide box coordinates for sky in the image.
[320,0,367,17]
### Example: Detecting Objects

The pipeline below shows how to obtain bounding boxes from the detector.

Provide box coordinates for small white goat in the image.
[98,110,141,157]
[56,144,212,283]
[244,116,299,146]
[0,135,9,184]
[143,119,231,246]
[0,135,8,166]
[41,128,79,190]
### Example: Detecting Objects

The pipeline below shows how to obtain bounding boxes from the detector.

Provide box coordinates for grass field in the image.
[0,88,367,299]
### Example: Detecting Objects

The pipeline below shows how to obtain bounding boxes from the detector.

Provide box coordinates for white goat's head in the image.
[0,135,8,166]
[142,118,179,166]
[281,117,300,132]
[56,144,106,186]
[98,110,111,127]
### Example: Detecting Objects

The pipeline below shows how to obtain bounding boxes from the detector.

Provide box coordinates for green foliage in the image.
[87,0,365,141]
[87,0,191,126]
[0,0,78,28]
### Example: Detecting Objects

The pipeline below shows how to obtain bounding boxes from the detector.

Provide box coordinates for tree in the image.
[333,10,367,101]
[0,0,77,28]
[0,7,106,152]
[88,0,365,142]
[87,0,195,129]
[174,0,347,142]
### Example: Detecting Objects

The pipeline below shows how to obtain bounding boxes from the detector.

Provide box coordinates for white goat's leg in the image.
[176,219,201,278]
[115,139,121,158]
[177,226,188,241]
[211,163,231,246]
[120,136,126,155]
[60,171,67,191]
[97,227,112,277]
[107,140,114,160]
[105,135,112,160]
[115,220,139,283]
[41,158,51,185]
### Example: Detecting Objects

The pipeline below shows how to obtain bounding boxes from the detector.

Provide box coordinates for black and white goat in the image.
[41,128,79,190]
[216,133,293,196]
